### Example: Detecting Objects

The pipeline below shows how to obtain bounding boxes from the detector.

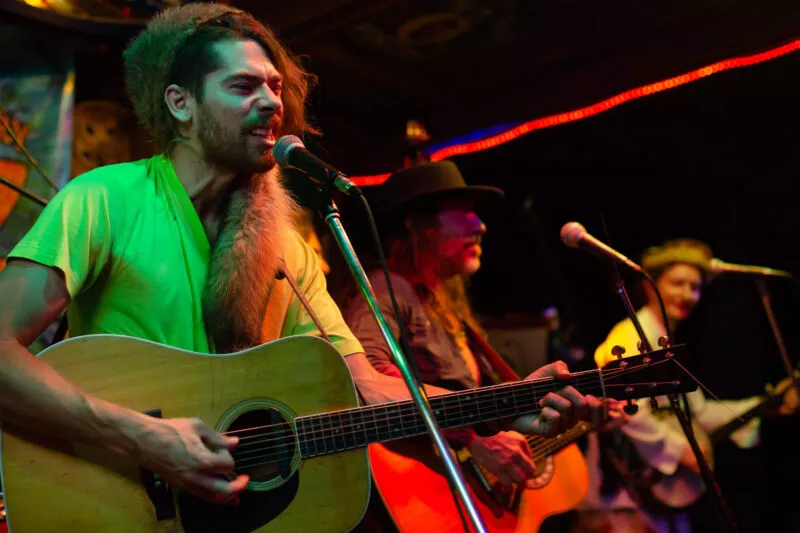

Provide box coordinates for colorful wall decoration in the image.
[0,21,75,265]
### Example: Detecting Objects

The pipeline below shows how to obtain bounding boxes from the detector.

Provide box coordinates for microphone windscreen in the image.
[708,258,725,274]
[560,221,586,248]
[273,135,303,167]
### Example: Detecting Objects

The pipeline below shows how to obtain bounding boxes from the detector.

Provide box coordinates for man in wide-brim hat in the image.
[339,160,617,531]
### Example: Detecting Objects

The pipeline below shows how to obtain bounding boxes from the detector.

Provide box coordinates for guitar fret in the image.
[404,405,422,435]
[395,405,405,437]
[351,410,368,448]
[305,417,319,457]
[330,412,345,452]
[323,414,332,453]
[380,406,393,440]
[295,418,308,458]
[342,410,356,450]
[433,397,447,428]
[368,404,380,444]
[486,387,499,421]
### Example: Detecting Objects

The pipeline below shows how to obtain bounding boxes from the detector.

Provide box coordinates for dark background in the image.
[2,0,799,531]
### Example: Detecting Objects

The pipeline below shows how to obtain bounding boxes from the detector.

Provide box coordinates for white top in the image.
[580,306,761,511]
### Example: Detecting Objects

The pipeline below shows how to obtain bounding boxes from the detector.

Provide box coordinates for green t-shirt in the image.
[9,154,362,357]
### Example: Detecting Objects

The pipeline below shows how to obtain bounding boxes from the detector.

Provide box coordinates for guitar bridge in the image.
[141,409,177,521]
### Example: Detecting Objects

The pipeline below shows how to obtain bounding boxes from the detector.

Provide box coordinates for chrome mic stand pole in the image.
[318,194,488,533]
[755,279,800,396]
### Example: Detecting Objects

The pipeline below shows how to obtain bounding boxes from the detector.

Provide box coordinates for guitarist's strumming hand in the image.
[510,361,609,437]
[467,431,537,489]
[134,417,249,505]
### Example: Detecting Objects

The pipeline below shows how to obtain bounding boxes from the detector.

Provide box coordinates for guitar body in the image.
[647,417,711,511]
[0,334,370,533]
[369,439,589,533]
[609,415,712,516]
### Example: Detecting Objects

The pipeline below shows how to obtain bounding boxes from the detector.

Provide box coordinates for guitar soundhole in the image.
[227,408,297,486]
[178,402,301,533]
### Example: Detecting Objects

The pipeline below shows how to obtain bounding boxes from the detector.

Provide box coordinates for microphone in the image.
[709,258,791,278]
[560,221,645,274]
[273,135,358,195]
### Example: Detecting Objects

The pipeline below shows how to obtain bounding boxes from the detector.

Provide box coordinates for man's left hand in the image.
[511,361,608,437]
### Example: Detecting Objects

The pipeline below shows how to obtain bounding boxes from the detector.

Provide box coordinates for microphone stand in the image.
[317,193,488,533]
[0,174,48,207]
[755,279,800,396]
[609,265,739,533]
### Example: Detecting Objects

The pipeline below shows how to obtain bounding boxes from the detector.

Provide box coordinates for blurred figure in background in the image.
[573,239,797,533]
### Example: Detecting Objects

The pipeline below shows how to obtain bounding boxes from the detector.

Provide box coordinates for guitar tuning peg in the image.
[636,341,647,354]
[611,345,628,368]
[650,397,659,412]
[657,336,671,349]
[623,385,639,415]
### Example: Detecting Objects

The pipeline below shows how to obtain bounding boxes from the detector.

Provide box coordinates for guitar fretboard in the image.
[294,372,605,458]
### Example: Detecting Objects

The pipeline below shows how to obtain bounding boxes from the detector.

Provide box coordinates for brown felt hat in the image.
[367,160,504,218]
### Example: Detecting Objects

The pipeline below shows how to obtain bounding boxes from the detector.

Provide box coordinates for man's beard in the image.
[197,106,276,175]
[201,168,296,353]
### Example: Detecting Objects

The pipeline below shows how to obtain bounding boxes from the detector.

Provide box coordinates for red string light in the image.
[351,39,800,186]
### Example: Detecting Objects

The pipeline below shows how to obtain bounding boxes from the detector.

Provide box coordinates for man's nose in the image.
[255,87,282,117]
[469,213,486,235]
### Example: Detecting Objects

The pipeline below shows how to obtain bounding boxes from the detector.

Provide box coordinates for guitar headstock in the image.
[600,344,697,401]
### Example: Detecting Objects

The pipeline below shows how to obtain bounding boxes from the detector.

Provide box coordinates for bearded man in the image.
[0,3,605,515]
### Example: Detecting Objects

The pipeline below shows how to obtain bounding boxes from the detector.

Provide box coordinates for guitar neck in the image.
[708,393,782,446]
[295,370,605,458]
[527,421,593,460]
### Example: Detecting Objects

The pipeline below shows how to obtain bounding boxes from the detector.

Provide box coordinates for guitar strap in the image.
[463,323,520,382]
[276,260,331,343]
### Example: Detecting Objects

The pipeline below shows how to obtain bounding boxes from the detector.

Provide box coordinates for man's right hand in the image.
[135,417,249,505]
[467,431,537,489]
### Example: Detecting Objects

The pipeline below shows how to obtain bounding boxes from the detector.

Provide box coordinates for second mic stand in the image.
[611,273,739,533]
[755,279,800,397]
[318,195,488,533]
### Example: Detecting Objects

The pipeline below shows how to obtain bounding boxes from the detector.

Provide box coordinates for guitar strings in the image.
[227,361,674,468]
[230,361,650,448]
[231,383,611,468]
[231,385,607,466]
[233,422,595,471]
[229,363,654,464]
[230,361,662,461]
[225,365,635,440]
[232,372,610,446]
[233,373,673,468]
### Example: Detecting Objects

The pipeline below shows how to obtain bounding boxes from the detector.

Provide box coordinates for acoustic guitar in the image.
[0,334,695,532]
[369,420,594,533]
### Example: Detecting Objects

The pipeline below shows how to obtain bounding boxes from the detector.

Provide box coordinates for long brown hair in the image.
[124,3,317,151]
[384,213,486,342]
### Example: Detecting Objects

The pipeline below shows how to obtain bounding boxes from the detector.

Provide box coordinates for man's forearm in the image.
[0,338,149,458]
[345,352,452,404]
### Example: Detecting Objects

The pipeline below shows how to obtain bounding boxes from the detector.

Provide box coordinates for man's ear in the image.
[164,84,195,127]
